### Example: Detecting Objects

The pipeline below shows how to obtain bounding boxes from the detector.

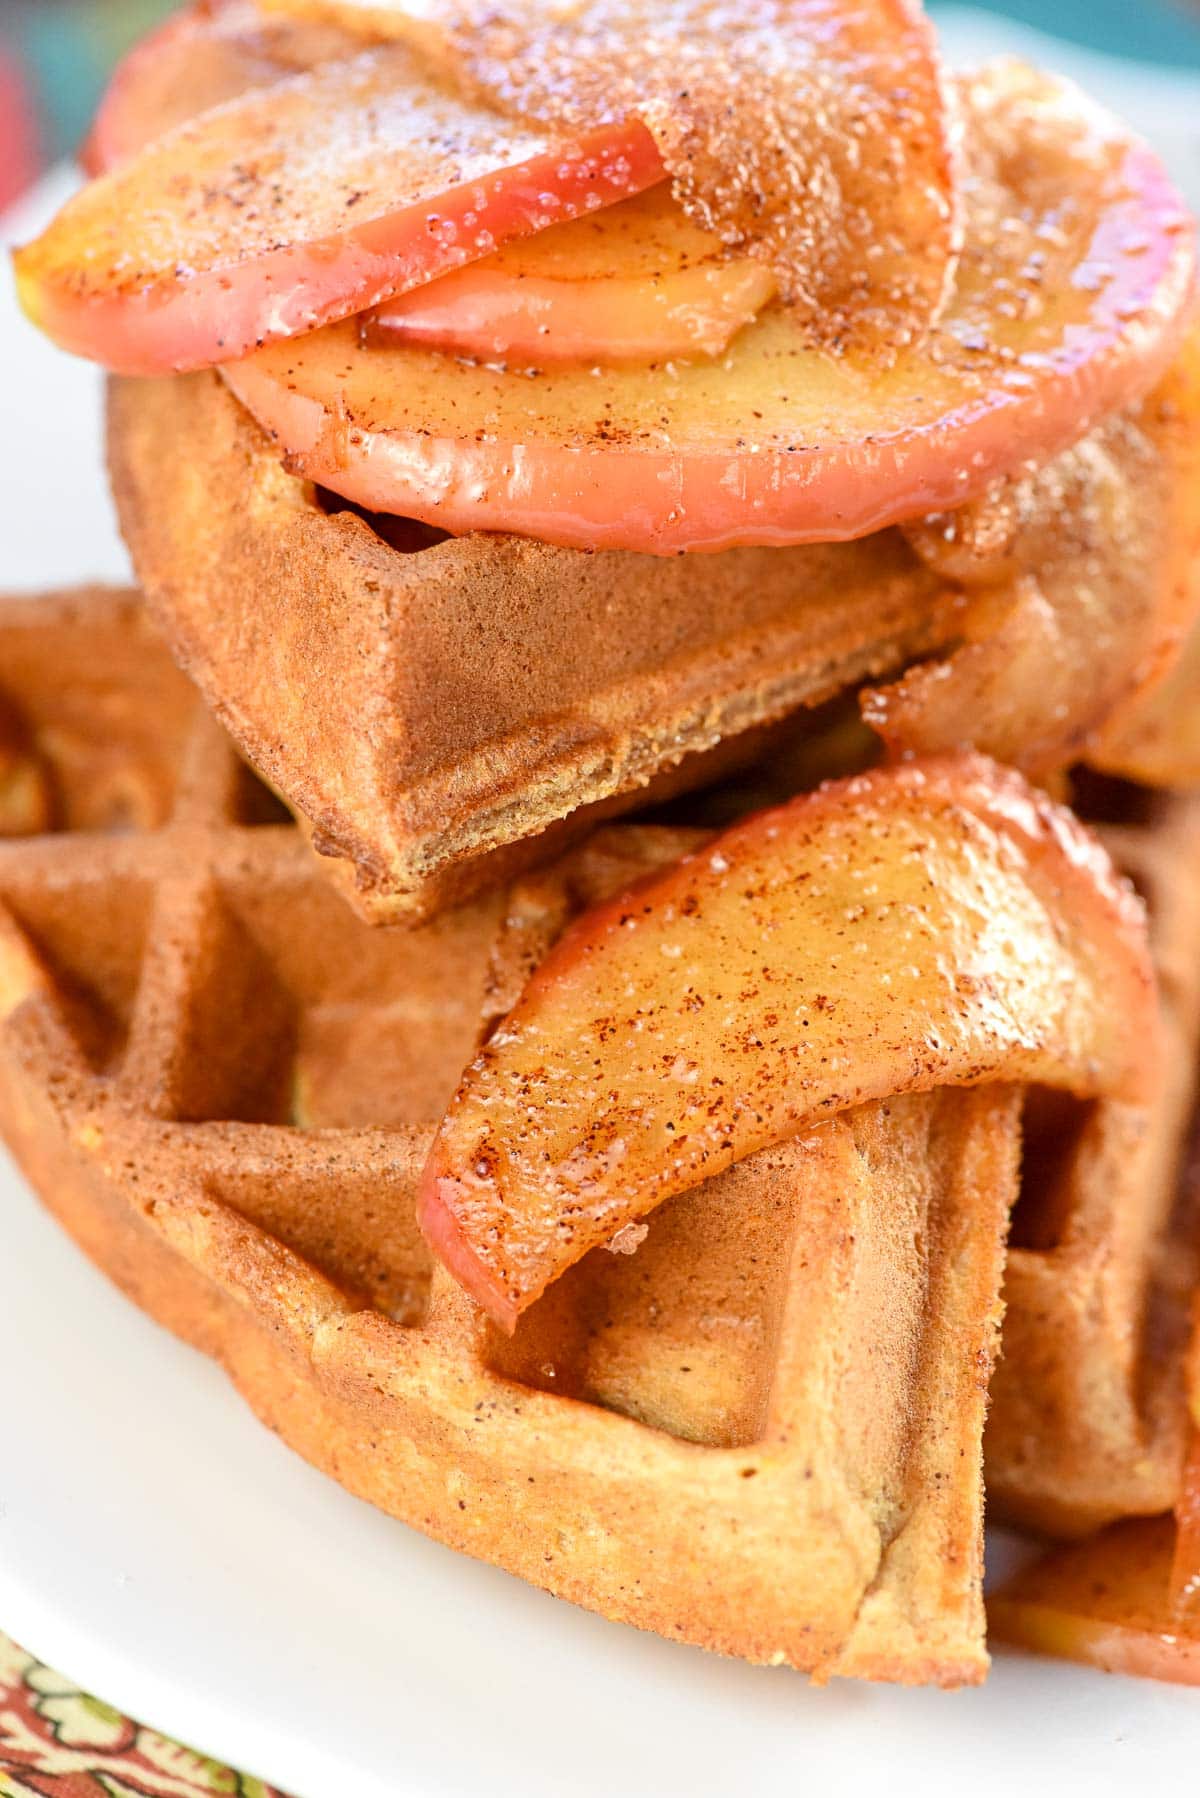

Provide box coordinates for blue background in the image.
[931,0,1200,65]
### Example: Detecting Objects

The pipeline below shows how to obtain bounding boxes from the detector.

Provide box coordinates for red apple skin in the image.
[368,186,778,365]
[261,0,965,358]
[224,66,1196,554]
[369,257,773,364]
[418,756,1155,1331]
[16,46,665,376]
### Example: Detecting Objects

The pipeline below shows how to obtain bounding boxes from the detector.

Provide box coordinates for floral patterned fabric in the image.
[0,1635,291,1798]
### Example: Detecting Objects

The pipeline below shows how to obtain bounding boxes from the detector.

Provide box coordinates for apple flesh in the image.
[259,0,962,355]
[224,65,1195,553]
[418,755,1155,1331]
[368,185,776,364]
[1090,603,1200,788]
[82,0,357,174]
[863,325,1200,775]
[1171,1436,1200,1615]
[16,43,665,375]
[990,1517,1200,1684]
[1170,1322,1200,1613]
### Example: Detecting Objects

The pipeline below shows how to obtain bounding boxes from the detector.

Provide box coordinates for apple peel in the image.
[260,0,963,354]
[368,185,777,365]
[419,755,1157,1331]
[16,43,664,375]
[223,65,1195,554]
[864,324,1200,775]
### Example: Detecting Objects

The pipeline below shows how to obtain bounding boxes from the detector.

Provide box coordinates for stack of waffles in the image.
[1,584,1198,1685]
[10,0,1200,1690]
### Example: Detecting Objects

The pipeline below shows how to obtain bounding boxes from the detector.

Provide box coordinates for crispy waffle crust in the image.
[0,585,1014,1685]
[106,370,956,926]
[3,589,1198,1683]
[985,784,1200,1534]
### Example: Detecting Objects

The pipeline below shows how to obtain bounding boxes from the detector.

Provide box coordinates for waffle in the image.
[107,330,1200,931]
[0,584,1021,1685]
[984,782,1200,1535]
[105,369,961,926]
[498,795,1200,1541]
[2,587,1195,1685]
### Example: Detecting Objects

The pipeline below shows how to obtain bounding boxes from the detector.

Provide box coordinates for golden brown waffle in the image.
[106,370,958,925]
[106,349,1200,929]
[3,588,1196,1685]
[508,798,1200,1544]
[0,586,1021,1685]
[985,783,1200,1535]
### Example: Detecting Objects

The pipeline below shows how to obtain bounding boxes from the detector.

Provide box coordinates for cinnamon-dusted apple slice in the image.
[261,0,962,354]
[1090,613,1200,789]
[226,65,1194,553]
[82,0,356,174]
[15,47,664,376]
[989,1519,1200,1684]
[368,185,776,364]
[863,324,1200,775]
[419,755,1156,1331]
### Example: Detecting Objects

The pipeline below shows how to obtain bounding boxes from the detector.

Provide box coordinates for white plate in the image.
[5,23,1200,1794]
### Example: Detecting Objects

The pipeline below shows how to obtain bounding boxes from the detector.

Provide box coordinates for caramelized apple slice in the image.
[1170,1436,1200,1614]
[82,0,356,174]
[225,66,1194,553]
[1090,613,1200,789]
[369,185,776,364]
[863,327,1200,775]
[419,756,1155,1330]
[1170,1316,1200,1611]
[990,1519,1200,1684]
[15,47,664,375]
[261,0,962,354]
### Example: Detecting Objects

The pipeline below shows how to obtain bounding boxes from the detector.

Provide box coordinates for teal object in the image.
[930,0,1200,67]
[10,0,1200,168]
[16,11,108,160]
[9,1,174,162]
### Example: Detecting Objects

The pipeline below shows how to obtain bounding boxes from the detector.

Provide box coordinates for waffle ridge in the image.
[985,790,1200,1534]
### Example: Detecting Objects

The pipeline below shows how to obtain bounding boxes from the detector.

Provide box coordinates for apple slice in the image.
[1169,1315,1200,1611]
[368,185,776,364]
[419,755,1155,1331]
[862,325,1200,775]
[15,45,664,376]
[1089,608,1200,789]
[82,0,357,174]
[260,0,962,354]
[1171,1436,1200,1615]
[224,64,1195,553]
[989,1518,1200,1684]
